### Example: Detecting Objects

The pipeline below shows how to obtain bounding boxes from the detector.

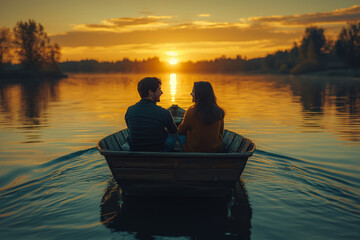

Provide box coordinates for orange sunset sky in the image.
[1,0,359,63]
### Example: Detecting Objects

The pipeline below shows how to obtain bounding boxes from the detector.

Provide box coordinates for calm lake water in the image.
[0,73,359,239]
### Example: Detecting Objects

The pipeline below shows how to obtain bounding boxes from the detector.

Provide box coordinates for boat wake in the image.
[248,149,360,215]
[0,147,111,239]
[0,147,100,195]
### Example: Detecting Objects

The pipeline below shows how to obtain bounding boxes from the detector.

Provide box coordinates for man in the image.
[125,77,177,151]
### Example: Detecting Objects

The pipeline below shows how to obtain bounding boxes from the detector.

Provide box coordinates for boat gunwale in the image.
[97,127,256,158]
[97,147,254,158]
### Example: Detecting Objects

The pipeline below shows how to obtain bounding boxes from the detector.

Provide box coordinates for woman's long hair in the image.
[193,81,225,125]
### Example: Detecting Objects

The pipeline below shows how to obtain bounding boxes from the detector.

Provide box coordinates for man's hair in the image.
[137,77,162,98]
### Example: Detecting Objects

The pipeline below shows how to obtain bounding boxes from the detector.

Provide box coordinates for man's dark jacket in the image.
[125,99,177,151]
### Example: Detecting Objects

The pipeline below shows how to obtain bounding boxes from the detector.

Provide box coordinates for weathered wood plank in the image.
[222,131,236,152]
[112,168,174,181]
[109,134,122,151]
[106,156,175,168]
[227,134,243,153]
[178,158,245,169]
[112,134,122,150]
[237,138,246,152]
[240,139,251,153]
[98,140,108,150]
[219,130,230,152]
[121,129,129,141]
[176,168,240,181]
[107,156,247,169]
[104,136,118,151]
[113,132,125,150]
[247,142,256,152]
[222,130,230,145]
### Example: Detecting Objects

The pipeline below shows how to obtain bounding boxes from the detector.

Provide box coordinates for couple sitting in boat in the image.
[125,77,225,153]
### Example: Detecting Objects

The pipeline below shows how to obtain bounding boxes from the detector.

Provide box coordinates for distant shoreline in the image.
[0,69,68,83]
[60,69,360,78]
[302,69,360,78]
[245,68,360,78]
[1,68,359,83]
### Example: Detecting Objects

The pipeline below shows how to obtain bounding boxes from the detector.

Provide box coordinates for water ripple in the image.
[248,149,360,216]
[0,146,359,239]
[0,147,110,232]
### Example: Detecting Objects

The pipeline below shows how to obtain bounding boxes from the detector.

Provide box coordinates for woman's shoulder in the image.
[186,105,196,113]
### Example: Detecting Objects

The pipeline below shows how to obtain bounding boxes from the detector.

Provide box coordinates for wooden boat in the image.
[97,105,255,197]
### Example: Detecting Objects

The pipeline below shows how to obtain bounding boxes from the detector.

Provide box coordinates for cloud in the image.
[50,18,304,60]
[66,5,360,35]
[72,16,173,32]
[52,24,298,47]
[189,21,232,28]
[198,14,211,17]
[245,5,360,27]
[139,11,155,15]
[51,5,360,61]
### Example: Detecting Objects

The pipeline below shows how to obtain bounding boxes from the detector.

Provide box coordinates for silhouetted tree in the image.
[335,22,360,69]
[289,26,326,74]
[13,19,61,71]
[300,26,326,62]
[289,42,300,65]
[46,43,61,65]
[13,20,47,69]
[0,27,12,70]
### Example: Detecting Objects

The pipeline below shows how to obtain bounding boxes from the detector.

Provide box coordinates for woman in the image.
[178,81,225,152]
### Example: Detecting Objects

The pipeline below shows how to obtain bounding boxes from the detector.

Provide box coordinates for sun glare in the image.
[169,58,178,65]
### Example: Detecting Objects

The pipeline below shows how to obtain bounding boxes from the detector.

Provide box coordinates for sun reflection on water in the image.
[170,73,177,102]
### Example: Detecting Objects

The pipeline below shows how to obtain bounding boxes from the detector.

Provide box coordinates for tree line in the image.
[1,20,359,76]
[59,22,359,75]
[0,19,62,78]
[60,57,165,73]
[253,22,360,74]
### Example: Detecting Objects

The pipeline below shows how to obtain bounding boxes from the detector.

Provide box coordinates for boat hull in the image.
[98,128,255,197]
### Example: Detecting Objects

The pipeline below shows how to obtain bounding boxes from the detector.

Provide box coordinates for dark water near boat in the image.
[0,73,359,239]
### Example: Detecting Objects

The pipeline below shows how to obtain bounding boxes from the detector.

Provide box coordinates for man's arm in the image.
[165,111,177,134]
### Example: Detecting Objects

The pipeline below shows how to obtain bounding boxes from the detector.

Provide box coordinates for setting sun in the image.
[169,58,178,65]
